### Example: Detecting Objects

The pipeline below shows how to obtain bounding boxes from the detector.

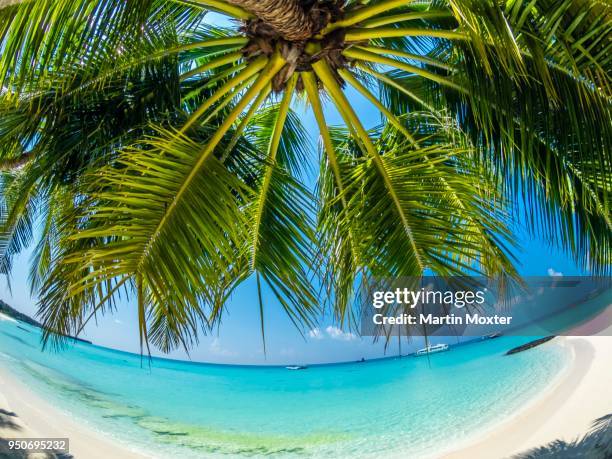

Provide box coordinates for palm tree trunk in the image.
[227,0,317,41]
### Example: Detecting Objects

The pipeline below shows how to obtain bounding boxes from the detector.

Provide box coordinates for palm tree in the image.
[0,0,609,352]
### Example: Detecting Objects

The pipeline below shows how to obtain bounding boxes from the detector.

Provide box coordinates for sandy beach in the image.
[444,335,612,458]
[0,314,145,458]
[0,367,148,459]
[0,335,610,458]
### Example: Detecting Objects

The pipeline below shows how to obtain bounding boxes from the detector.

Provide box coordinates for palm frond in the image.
[232,78,320,339]
[38,126,251,351]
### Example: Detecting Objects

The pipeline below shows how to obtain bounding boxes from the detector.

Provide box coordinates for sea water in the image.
[0,319,570,458]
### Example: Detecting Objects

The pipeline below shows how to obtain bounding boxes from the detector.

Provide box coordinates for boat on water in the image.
[415,344,449,356]
[285,365,308,370]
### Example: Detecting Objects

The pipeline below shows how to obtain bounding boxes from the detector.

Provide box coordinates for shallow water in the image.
[0,319,569,458]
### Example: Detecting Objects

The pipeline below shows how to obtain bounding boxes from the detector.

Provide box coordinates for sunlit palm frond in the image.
[317,112,517,320]
[229,79,320,348]
[347,0,611,273]
[38,126,252,351]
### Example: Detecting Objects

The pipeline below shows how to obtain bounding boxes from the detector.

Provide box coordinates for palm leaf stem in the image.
[302,71,351,208]
[338,68,418,146]
[181,56,268,132]
[361,11,453,29]
[344,47,464,92]
[324,0,424,33]
[355,45,453,71]
[220,82,272,162]
[302,70,360,270]
[137,51,286,272]
[199,74,258,125]
[357,65,435,110]
[345,28,466,42]
[180,51,244,81]
[312,59,425,271]
[249,75,297,270]
[183,61,248,100]
[190,0,252,19]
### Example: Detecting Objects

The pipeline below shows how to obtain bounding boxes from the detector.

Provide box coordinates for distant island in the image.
[0,299,92,345]
[0,299,41,327]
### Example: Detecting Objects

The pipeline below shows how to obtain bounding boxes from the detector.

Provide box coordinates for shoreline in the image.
[426,336,575,459]
[443,336,612,458]
[0,366,149,459]
[0,336,609,458]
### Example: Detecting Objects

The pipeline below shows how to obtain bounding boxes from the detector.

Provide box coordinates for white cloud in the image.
[309,326,358,341]
[325,326,357,341]
[308,328,324,340]
[209,338,237,357]
[547,268,563,277]
[114,319,123,325]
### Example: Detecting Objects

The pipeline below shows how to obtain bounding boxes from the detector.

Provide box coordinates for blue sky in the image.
[0,61,586,365]
[0,235,584,365]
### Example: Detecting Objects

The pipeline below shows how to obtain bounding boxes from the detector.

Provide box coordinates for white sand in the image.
[0,367,149,458]
[443,335,612,458]
[0,312,17,323]
[1,335,610,458]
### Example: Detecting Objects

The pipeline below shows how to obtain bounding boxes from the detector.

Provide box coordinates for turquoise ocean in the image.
[0,318,570,458]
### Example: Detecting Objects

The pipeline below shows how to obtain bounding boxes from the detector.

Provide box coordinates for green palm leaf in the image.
[233,79,320,347]
[38,126,251,351]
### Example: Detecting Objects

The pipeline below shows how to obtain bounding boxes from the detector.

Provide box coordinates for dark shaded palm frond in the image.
[0,21,189,175]
[0,167,40,276]
[515,413,612,459]
[0,19,214,296]
[0,37,188,294]
[0,0,206,92]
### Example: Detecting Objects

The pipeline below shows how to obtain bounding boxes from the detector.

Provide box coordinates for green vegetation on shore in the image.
[0,300,39,327]
[0,300,92,344]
